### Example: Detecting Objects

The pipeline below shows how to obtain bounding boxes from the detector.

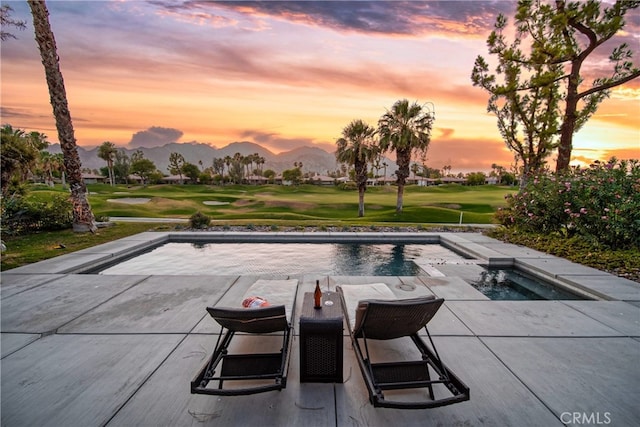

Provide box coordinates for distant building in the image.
[374,176,395,186]
[440,177,467,185]
[485,176,499,185]
[246,175,269,185]
[81,173,107,184]
[160,175,183,184]
[309,175,336,186]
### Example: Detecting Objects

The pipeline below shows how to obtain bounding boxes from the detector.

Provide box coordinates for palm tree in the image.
[52,152,66,188]
[39,151,55,186]
[230,152,244,184]
[256,155,265,175]
[97,141,117,186]
[411,163,419,179]
[28,0,96,232]
[378,99,434,213]
[1,125,38,195]
[212,157,225,178]
[243,155,252,177]
[224,155,232,183]
[335,119,378,217]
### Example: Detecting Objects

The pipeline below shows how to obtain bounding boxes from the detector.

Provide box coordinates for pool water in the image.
[470,269,584,300]
[96,242,587,300]
[98,242,465,276]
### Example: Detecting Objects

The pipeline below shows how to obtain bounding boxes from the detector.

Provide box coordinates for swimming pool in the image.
[97,242,466,276]
[470,268,584,300]
[94,241,590,300]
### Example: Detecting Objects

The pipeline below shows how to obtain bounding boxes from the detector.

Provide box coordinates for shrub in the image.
[497,158,640,249]
[1,194,73,235]
[189,211,210,229]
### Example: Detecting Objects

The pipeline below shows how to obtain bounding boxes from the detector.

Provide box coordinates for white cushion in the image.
[337,283,396,330]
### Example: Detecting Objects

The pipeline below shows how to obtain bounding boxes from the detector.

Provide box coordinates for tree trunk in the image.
[395,149,411,213]
[354,159,368,217]
[358,187,365,217]
[396,182,404,213]
[29,0,96,232]
[108,161,114,186]
[556,83,579,172]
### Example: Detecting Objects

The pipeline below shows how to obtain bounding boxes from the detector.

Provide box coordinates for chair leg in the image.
[207,329,235,389]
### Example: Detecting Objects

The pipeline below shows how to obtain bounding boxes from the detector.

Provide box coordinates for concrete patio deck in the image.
[1,232,639,426]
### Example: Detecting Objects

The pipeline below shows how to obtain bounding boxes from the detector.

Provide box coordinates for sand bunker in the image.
[106,198,150,204]
[203,201,229,206]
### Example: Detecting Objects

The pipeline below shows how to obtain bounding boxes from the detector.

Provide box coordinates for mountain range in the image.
[47,141,367,176]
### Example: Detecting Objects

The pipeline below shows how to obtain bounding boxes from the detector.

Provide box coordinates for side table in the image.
[299,291,344,383]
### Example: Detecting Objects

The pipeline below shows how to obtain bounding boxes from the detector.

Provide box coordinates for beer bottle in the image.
[314,280,322,309]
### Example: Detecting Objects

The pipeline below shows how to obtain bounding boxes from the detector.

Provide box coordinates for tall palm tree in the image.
[28,0,96,232]
[39,151,55,186]
[52,152,66,188]
[335,119,378,217]
[378,99,434,213]
[224,155,232,183]
[257,155,265,175]
[97,141,117,186]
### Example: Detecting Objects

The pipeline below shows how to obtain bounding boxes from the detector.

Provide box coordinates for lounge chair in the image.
[191,279,298,396]
[337,283,470,409]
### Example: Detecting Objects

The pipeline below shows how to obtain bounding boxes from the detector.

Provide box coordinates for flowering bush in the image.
[496,158,640,249]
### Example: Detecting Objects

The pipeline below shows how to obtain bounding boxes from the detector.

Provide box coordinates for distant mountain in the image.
[48,141,343,175]
[215,141,275,159]
[267,146,340,175]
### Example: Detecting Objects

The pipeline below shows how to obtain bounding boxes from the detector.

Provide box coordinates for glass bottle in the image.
[314,279,322,309]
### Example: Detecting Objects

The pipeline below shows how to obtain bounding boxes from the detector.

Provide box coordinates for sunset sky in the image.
[1,0,639,173]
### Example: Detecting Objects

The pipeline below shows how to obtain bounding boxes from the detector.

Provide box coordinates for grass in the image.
[2,182,514,270]
[84,182,516,223]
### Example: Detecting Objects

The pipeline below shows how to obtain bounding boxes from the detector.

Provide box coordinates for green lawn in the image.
[78,182,516,224]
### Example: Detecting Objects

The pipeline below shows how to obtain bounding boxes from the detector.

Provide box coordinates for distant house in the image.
[440,177,467,185]
[485,176,499,185]
[246,175,269,185]
[127,174,144,184]
[412,177,434,186]
[375,176,396,186]
[309,175,336,186]
[160,175,183,184]
[81,173,107,184]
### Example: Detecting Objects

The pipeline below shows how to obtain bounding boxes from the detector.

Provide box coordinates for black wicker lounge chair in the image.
[191,279,298,396]
[337,283,470,409]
